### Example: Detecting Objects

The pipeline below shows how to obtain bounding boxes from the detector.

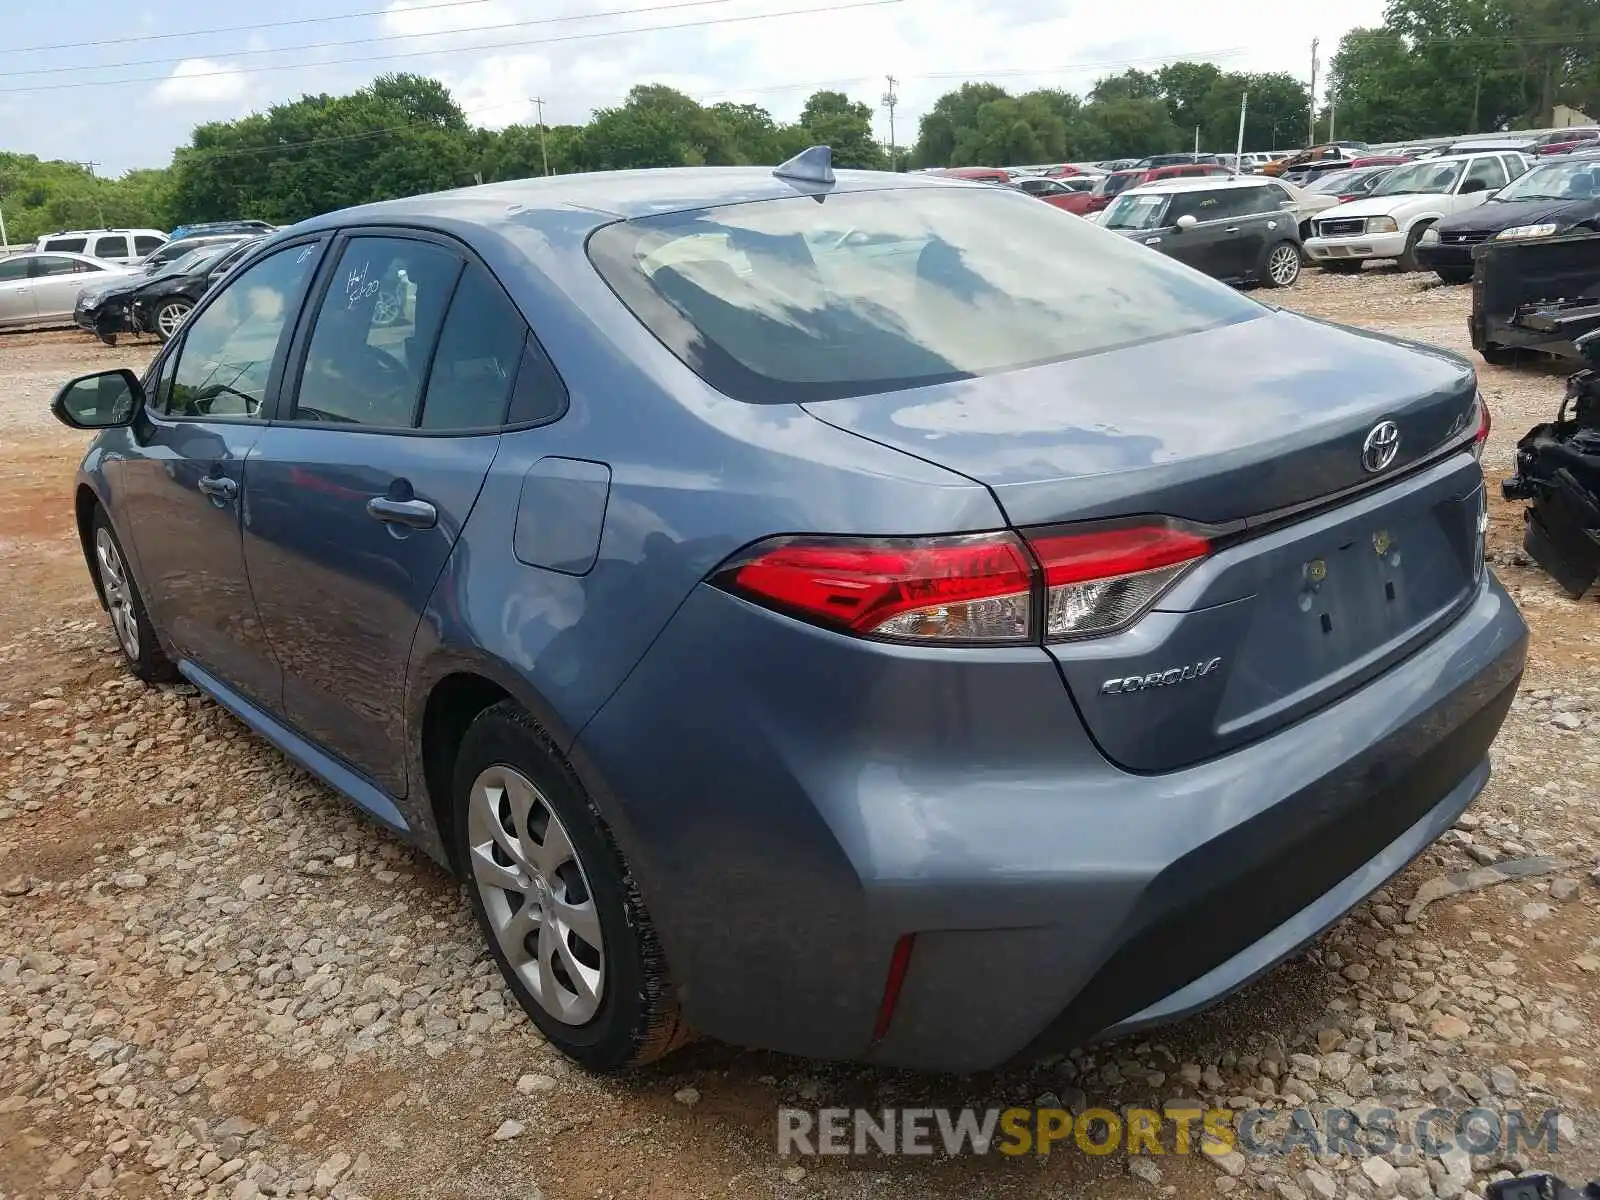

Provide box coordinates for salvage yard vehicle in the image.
[0,251,137,330]
[1418,154,1600,283]
[1469,227,1600,365]
[1305,151,1531,272]
[1101,176,1304,287]
[49,149,1526,1075]
[35,228,167,264]
[75,238,262,343]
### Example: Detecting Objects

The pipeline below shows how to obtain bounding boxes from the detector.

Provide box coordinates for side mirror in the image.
[1174,214,1199,232]
[1460,178,1489,194]
[50,369,144,430]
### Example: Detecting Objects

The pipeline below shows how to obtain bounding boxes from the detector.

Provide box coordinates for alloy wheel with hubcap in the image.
[154,300,192,341]
[452,700,688,1070]
[95,526,140,660]
[1266,243,1302,287]
[467,764,606,1025]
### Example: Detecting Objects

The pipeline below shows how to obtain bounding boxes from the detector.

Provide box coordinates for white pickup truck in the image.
[1303,151,1532,272]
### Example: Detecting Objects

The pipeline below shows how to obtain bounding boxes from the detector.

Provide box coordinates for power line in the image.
[0,0,500,56]
[0,0,904,96]
[0,0,746,80]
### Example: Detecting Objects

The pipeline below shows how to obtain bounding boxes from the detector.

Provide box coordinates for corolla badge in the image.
[1361,420,1401,473]
[1100,657,1222,696]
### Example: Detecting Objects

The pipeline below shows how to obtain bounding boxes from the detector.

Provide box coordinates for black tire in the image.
[1260,241,1302,288]
[1435,267,1473,285]
[453,700,689,1071]
[1321,259,1363,275]
[1397,222,1433,272]
[89,507,176,683]
[1481,345,1521,367]
[151,298,192,342]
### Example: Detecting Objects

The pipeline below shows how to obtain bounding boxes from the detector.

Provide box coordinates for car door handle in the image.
[1224,227,1241,233]
[197,475,238,500]
[366,497,437,529]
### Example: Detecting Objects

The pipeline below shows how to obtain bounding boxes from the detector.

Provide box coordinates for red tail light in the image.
[716,533,1034,644]
[1472,392,1491,459]
[715,521,1211,645]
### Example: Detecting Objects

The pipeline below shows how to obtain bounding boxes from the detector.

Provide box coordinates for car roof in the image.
[290,166,955,235]
[39,228,165,237]
[1122,176,1280,196]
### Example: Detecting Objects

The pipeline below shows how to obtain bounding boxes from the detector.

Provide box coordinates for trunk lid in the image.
[801,309,1486,771]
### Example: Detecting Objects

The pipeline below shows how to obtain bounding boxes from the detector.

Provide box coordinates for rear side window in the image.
[588,187,1258,404]
[293,237,462,428]
[418,267,526,430]
[94,236,129,259]
[134,235,165,255]
[43,237,87,253]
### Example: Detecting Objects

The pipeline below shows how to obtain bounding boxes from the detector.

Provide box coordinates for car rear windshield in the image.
[587,186,1259,403]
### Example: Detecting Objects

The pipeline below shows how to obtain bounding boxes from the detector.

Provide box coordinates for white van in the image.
[34,228,168,264]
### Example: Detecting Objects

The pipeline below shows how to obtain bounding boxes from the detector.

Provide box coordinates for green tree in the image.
[797,90,884,168]
[1069,97,1183,160]
[1157,61,1224,144]
[911,83,1010,166]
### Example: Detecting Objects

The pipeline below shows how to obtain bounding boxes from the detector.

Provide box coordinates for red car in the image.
[1066,162,1234,215]
[929,166,1011,184]
[1347,155,1409,168]
[1536,128,1600,155]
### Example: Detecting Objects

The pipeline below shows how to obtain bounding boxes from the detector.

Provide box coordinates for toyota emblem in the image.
[1361,420,1400,473]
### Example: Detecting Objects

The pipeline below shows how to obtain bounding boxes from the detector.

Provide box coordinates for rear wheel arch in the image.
[420,671,514,873]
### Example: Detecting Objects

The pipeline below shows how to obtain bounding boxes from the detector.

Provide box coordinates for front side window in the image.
[0,259,28,282]
[168,242,323,420]
[1463,157,1508,192]
[134,235,165,256]
[1167,190,1233,222]
[93,236,129,259]
[294,237,463,428]
[588,187,1259,404]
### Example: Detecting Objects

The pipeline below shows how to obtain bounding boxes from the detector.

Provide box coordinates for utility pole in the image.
[1307,38,1319,147]
[531,97,550,176]
[1235,92,1249,167]
[1329,89,1337,143]
[881,75,898,171]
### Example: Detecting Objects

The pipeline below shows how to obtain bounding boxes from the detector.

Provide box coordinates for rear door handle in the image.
[367,497,437,529]
[198,475,238,501]
[1224,226,1241,233]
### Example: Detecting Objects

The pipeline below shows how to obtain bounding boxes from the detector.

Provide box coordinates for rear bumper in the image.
[1305,230,1408,261]
[576,570,1526,1071]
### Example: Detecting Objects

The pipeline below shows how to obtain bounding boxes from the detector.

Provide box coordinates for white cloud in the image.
[152,59,251,107]
[28,0,1392,172]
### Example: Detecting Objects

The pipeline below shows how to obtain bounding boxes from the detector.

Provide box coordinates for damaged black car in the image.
[75,237,260,344]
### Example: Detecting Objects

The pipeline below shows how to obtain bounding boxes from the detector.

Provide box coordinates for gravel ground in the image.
[2,272,1599,1200]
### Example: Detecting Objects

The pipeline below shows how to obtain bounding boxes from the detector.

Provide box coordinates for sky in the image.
[0,0,1390,176]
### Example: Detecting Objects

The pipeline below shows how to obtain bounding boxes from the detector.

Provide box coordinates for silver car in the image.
[0,252,137,330]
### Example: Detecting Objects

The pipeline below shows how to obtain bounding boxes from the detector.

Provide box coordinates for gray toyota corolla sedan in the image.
[50,148,1527,1073]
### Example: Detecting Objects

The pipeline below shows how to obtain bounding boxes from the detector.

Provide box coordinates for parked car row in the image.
[0,219,276,334]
